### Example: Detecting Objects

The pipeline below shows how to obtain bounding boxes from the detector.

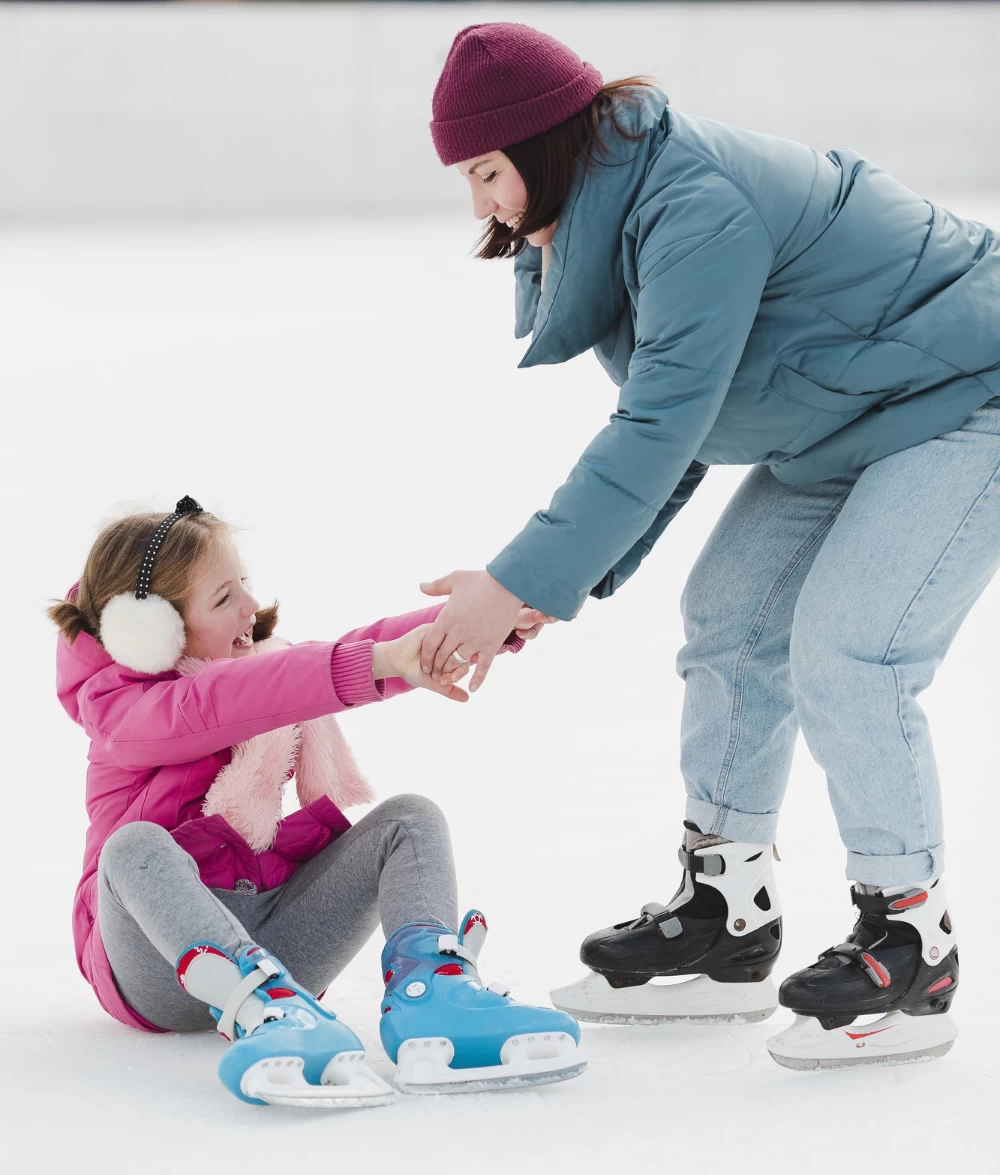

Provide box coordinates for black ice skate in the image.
[551,826,782,1024]
[767,878,958,1069]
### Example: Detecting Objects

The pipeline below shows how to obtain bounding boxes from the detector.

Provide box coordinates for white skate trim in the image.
[766,1010,958,1070]
[550,971,778,1025]
[675,841,780,938]
[240,1050,395,1109]
[393,1033,586,1094]
[879,877,955,967]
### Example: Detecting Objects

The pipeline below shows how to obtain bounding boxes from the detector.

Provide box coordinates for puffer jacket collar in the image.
[514,85,670,368]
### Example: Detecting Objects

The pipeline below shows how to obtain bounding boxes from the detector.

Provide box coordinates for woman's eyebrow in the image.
[468,159,494,175]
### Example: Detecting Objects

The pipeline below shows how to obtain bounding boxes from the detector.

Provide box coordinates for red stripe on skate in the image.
[175,945,228,989]
[861,953,891,988]
[844,1027,892,1040]
[464,913,487,934]
[889,891,928,911]
[927,976,954,994]
[266,987,297,1000]
[434,963,464,976]
[383,969,394,984]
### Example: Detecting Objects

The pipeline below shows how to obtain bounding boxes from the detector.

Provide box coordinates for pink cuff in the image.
[331,640,386,706]
[500,631,526,654]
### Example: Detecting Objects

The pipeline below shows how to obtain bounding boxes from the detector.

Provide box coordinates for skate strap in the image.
[638,902,684,940]
[820,942,892,989]
[438,934,479,967]
[218,956,280,1041]
[677,847,725,876]
[851,885,928,916]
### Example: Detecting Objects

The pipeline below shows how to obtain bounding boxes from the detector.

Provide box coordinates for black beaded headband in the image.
[135,496,203,599]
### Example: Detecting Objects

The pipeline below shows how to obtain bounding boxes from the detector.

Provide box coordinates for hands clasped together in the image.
[371,570,582,703]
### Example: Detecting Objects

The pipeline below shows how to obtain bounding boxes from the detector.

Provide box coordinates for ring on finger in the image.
[450,651,469,665]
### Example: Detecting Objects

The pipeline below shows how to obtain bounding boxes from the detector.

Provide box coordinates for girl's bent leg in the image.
[98,821,256,1032]
[252,793,458,995]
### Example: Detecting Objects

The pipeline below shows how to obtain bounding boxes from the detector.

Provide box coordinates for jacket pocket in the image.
[762,365,888,460]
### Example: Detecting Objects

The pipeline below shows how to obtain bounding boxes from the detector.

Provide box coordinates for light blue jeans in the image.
[677,397,1000,886]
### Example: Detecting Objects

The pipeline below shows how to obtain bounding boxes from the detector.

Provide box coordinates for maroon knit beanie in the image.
[431,23,603,166]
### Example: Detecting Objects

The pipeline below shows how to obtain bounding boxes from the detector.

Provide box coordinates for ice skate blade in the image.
[551,970,777,1026]
[241,1053,396,1109]
[394,1033,586,1095]
[766,1011,958,1071]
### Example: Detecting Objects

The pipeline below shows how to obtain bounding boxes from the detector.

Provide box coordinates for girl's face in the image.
[182,537,260,660]
[457,153,558,246]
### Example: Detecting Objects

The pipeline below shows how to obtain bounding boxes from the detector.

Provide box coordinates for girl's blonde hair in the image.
[48,508,278,647]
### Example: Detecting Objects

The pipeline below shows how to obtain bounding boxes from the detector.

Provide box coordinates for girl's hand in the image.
[372,625,470,702]
[513,596,585,639]
[514,605,559,641]
[418,570,524,693]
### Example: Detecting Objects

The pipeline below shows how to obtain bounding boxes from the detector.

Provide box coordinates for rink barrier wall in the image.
[2,1,998,217]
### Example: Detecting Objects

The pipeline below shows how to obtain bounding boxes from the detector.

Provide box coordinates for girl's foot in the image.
[379,910,586,1094]
[766,878,958,1069]
[177,943,395,1108]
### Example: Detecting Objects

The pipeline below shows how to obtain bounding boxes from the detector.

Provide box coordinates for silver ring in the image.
[451,651,469,664]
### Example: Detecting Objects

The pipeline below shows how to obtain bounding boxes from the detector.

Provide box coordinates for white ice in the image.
[2,202,997,1173]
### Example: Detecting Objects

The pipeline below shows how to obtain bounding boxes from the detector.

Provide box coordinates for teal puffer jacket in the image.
[486,87,1000,621]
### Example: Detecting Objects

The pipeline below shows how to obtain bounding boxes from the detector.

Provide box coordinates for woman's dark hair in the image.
[474,77,661,261]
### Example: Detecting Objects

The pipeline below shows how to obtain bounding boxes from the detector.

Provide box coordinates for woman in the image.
[417,22,999,1070]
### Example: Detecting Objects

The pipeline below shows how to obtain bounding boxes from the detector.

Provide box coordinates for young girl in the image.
[50,495,584,1109]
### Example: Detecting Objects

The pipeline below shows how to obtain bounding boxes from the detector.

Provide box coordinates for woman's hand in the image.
[417,570,524,693]
[372,625,470,703]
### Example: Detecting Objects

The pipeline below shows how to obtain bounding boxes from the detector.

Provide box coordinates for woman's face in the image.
[457,153,558,246]
[182,536,260,660]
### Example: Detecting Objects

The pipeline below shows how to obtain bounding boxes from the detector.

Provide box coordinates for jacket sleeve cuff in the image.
[331,640,386,706]
[500,631,526,654]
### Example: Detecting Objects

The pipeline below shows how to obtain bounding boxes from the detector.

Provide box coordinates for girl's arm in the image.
[81,639,378,770]
[338,604,525,699]
[83,605,525,770]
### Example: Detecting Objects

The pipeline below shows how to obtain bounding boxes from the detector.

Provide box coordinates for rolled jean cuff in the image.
[845,843,944,887]
[684,798,780,845]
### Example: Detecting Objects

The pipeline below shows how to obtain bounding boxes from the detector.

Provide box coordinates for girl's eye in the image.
[216,594,229,608]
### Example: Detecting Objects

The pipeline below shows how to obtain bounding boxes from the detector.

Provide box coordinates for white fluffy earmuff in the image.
[98,494,203,674]
[99,591,187,674]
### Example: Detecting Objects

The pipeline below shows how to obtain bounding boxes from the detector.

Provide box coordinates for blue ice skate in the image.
[178,943,394,1109]
[379,910,587,1094]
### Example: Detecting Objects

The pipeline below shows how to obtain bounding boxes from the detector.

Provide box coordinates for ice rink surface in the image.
[2,199,997,1172]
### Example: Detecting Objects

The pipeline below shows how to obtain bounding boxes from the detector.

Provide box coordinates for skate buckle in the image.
[823,942,892,989]
[677,847,725,876]
[437,934,479,967]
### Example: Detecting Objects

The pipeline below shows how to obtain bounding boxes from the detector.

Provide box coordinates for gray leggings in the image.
[97,794,458,1033]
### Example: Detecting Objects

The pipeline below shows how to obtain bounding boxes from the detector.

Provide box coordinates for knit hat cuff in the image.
[432,64,603,166]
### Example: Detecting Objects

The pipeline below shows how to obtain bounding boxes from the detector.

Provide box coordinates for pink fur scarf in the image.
[175,636,375,852]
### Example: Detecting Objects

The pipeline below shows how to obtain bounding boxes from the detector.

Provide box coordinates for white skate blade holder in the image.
[767,1010,958,1071]
[394,1032,586,1095]
[241,1050,396,1109]
[552,970,777,1026]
